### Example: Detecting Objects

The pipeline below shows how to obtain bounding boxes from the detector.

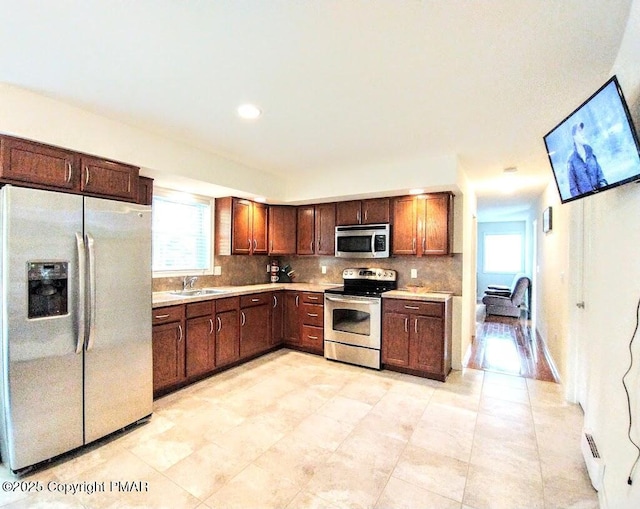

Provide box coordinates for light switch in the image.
[213,266,222,276]
[410,269,417,279]
[321,266,327,274]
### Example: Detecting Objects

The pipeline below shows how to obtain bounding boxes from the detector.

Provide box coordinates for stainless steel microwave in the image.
[335,224,390,258]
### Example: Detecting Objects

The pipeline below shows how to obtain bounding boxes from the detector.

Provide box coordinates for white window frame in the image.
[152,188,214,278]
[482,232,524,274]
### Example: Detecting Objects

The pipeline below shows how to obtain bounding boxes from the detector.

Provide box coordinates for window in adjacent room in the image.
[483,233,523,273]
[152,189,213,275]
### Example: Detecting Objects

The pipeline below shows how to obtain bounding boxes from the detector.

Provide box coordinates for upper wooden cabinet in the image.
[0,136,77,191]
[0,135,144,203]
[336,198,390,226]
[268,205,297,255]
[391,193,453,256]
[80,156,139,201]
[297,203,336,255]
[215,197,268,255]
[137,176,154,206]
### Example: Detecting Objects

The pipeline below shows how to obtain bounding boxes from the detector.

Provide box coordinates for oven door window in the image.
[336,235,372,254]
[332,308,370,336]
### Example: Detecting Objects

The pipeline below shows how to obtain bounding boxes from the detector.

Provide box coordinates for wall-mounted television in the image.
[544,75,640,204]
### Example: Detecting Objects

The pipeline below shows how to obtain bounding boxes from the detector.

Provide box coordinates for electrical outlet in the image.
[321,266,327,274]
[267,264,271,273]
[411,269,418,279]
[213,266,222,276]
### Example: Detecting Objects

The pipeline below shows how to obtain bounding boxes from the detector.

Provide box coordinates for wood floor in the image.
[465,307,558,383]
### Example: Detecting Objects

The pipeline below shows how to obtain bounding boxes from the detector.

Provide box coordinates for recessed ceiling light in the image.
[237,104,262,120]
[503,166,518,173]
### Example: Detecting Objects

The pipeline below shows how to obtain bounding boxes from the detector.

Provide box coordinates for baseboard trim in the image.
[535,327,562,384]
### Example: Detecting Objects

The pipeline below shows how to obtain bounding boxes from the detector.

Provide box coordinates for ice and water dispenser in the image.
[27,262,69,318]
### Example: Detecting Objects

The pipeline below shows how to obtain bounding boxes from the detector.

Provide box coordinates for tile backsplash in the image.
[154,254,462,296]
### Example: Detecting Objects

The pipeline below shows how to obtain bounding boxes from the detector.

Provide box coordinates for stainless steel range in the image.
[324,268,397,369]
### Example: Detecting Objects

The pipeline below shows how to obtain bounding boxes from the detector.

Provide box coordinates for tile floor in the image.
[0,349,598,508]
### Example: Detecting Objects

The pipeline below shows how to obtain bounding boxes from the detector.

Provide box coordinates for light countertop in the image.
[153,282,341,308]
[382,289,452,302]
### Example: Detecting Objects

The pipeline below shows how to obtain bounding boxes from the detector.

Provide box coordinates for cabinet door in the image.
[410,315,444,374]
[269,206,297,255]
[271,292,284,345]
[252,202,268,254]
[186,316,214,378]
[80,156,138,201]
[296,206,315,255]
[232,198,252,254]
[336,200,362,225]
[152,321,185,392]
[0,137,77,190]
[240,304,271,358]
[283,292,301,345]
[137,176,154,205]
[362,198,390,224]
[381,312,410,367]
[422,194,451,255]
[315,203,336,255]
[215,309,240,367]
[392,196,418,255]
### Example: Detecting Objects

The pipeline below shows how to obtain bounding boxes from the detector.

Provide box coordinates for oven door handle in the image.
[325,296,380,306]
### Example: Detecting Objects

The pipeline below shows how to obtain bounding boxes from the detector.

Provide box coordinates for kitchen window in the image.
[152,189,213,276]
[483,233,523,273]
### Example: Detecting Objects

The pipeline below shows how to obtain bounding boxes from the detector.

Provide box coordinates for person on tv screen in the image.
[567,122,608,197]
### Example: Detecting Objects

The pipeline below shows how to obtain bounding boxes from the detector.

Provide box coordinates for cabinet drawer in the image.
[301,303,323,326]
[383,299,443,318]
[216,296,239,313]
[301,324,323,350]
[186,300,213,318]
[301,292,323,304]
[240,293,270,308]
[153,305,185,325]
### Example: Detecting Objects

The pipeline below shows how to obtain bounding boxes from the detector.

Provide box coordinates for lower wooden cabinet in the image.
[284,291,324,355]
[271,292,284,346]
[381,297,452,381]
[240,294,271,358]
[215,297,240,368]
[152,305,186,394]
[185,301,215,378]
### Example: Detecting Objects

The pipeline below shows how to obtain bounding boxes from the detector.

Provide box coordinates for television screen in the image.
[544,76,640,204]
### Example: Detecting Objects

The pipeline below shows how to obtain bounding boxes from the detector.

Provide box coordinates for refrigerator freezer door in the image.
[83,197,152,443]
[0,186,84,471]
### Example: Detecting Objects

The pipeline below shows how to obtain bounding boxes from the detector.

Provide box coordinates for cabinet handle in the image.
[404,305,420,310]
[209,318,214,334]
[85,166,90,186]
[423,238,426,251]
[248,238,251,249]
[270,240,273,252]
[364,209,368,222]
[241,311,246,326]
[295,295,299,307]
[310,241,314,252]
[414,319,418,334]
[307,313,318,317]
[317,240,320,252]
[254,239,257,250]
[251,298,260,302]
[155,314,170,319]
[308,296,319,301]
[216,316,221,332]
[273,295,278,308]
[127,177,131,194]
[404,318,408,333]
[178,324,183,342]
[357,210,361,223]
[308,335,318,340]
[65,161,72,183]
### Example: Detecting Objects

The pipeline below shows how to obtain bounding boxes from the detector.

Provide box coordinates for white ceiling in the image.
[0,0,632,219]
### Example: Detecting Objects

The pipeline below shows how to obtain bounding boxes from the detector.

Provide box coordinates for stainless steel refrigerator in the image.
[0,185,152,472]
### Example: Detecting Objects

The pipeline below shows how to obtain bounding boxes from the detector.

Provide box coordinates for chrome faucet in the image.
[183,276,198,291]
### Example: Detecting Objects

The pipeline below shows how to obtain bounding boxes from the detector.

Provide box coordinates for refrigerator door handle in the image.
[86,232,97,351]
[75,232,86,354]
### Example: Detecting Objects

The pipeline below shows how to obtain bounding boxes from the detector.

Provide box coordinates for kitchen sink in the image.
[169,288,228,297]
